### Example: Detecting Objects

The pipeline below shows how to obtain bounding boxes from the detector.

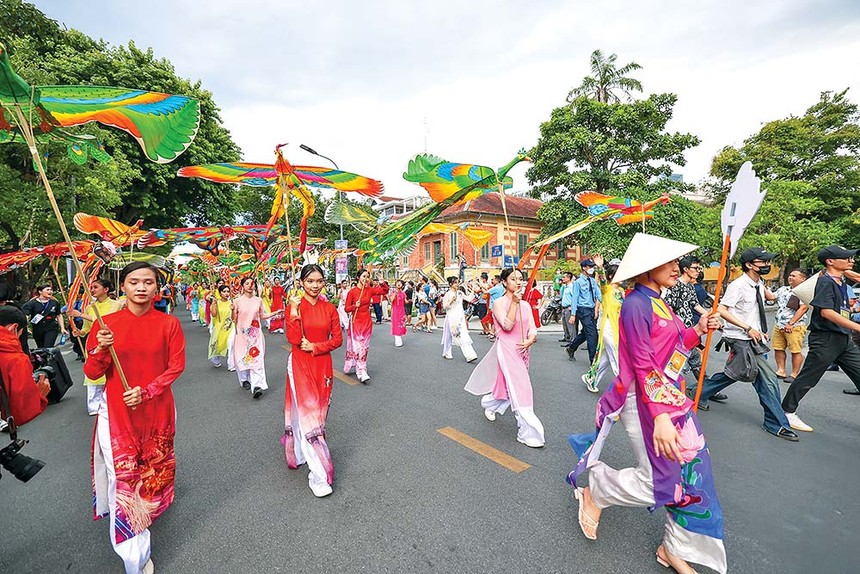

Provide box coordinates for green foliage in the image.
[709,89,860,271]
[528,83,702,257]
[0,1,241,236]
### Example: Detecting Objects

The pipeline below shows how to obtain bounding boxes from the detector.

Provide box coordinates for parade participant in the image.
[336,279,350,330]
[771,268,810,384]
[465,268,543,447]
[232,276,282,398]
[269,277,286,333]
[565,259,602,363]
[428,279,440,331]
[567,234,726,574]
[474,272,490,336]
[189,283,200,322]
[197,283,208,327]
[70,279,123,415]
[783,246,860,431]
[581,260,623,393]
[208,285,233,368]
[441,277,478,362]
[693,248,799,441]
[370,279,384,324]
[522,271,543,328]
[85,261,186,574]
[558,271,576,344]
[413,276,430,333]
[283,264,344,497]
[21,284,67,348]
[389,280,407,347]
[404,281,415,327]
[344,268,388,383]
[261,279,273,329]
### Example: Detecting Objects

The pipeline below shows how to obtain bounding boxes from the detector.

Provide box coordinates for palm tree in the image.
[568,49,643,104]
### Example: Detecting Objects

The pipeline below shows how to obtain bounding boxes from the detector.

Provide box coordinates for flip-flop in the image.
[843,388,860,395]
[573,487,599,540]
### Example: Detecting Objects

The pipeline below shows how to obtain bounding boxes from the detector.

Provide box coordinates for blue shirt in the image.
[570,274,601,313]
[560,282,574,307]
[488,284,506,307]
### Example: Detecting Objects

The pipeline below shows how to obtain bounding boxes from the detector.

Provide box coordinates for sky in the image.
[34,0,860,199]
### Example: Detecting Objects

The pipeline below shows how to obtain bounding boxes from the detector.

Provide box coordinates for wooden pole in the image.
[692,233,731,411]
[11,103,131,393]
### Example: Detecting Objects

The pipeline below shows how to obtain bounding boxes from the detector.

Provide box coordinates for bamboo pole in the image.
[11,103,131,393]
[692,233,732,412]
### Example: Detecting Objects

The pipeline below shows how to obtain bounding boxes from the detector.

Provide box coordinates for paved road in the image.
[1,312,858,573]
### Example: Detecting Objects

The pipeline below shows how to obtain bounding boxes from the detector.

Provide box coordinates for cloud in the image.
[33,0,860,197]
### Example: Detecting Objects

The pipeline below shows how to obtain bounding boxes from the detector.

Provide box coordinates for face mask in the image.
[585,268,595,276]
[756,264,772,275]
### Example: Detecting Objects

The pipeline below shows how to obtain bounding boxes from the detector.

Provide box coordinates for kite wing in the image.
[403,154,509,203]
[73,213,145,245]
[324,200,379,235]
[291,166,384,197]
[38,86,199,163]
[177,162,277,186]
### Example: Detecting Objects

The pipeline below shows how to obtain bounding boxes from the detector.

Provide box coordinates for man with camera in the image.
[0,306,48,482]
[0,306,49,430]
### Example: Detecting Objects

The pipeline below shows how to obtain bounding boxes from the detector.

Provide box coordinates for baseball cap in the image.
[739,248,775,264]
[817,245,858,264]
[580,259,595,268]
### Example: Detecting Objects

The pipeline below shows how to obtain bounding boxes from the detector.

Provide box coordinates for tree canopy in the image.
[710,89,860,270]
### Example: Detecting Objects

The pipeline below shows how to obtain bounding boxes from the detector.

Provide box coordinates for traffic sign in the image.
[490,244,503,257]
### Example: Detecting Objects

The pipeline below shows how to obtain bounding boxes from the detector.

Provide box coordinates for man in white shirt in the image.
[692,248,799,442]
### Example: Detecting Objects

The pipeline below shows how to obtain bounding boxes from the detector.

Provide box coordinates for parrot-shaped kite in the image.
[0,43,200,164]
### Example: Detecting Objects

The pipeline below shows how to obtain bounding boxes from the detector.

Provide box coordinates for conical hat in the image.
[613,233,699,284]
[792,272,819,305]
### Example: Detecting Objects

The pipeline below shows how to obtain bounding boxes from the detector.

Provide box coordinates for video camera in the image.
[0,371,45,483]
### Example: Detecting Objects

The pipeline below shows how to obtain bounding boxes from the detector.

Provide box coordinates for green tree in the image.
[567,49,643,104]
[709,89,860,274]
[527,89,701,255]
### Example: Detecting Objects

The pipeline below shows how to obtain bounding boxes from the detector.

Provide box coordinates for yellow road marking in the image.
[437,427,531,473]
[332,369,358,386]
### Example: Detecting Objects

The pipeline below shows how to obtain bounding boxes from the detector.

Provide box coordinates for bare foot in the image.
[656,544,698,574]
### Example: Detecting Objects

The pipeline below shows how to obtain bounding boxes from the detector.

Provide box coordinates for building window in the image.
[518,233,528,258]
[450,232,458,262]
[557,241,566,260]
[480,243,490,261]
[433,241,442,264]
[424,242,430,261]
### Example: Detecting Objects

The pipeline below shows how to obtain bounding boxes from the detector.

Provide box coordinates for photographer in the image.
[21,284,67,348]
[0,306,49,430]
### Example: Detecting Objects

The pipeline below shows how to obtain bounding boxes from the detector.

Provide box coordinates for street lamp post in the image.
[300,144,343,240]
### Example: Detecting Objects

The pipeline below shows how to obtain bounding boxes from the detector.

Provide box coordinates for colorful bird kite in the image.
[352,151,531,263]
[0,43,200,164]
[178,146,384,254]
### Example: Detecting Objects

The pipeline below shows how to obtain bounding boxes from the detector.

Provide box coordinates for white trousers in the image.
[587,392,726,573]
[394,335,403,347]
[86,384,104,415]
[236,366,268,390]
[480,396,545,445]
[286,356,328,489]
[93,400,151,574]
[226,329,236,371]
[595,327,620,385]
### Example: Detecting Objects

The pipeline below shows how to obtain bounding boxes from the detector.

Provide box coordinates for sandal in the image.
[656,545,699,573]
[573,487,599,540]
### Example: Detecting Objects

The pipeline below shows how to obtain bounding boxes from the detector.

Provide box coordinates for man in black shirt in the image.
[782,245,860,432]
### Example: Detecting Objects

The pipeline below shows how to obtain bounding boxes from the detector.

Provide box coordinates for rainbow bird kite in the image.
[178,145,384,255]
[348,150,530,263]
[0,43,200,164]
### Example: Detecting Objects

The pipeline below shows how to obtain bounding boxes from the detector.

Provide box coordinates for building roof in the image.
[439,194,543,220]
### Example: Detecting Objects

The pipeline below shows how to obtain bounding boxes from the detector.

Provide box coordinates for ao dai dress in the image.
[283,298,343,493]
[465,296,544,446]
[567,284,726,574]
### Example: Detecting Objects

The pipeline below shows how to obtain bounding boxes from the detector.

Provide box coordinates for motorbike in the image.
[541,295,562,324]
